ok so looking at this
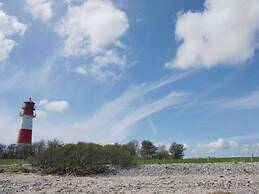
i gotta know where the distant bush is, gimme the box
[0,141,47,159]
[169,142,185,159]
[123,140,139,157]
[30,143,135,175]
[141,140,157,159]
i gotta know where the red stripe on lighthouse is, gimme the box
[17,129,32,144]
[23,108,34,116]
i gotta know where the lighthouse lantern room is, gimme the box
[17,97,36,144]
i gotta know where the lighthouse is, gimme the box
[17,97,36,144]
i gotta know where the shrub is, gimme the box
[141,140,157,159]
[157,150,170,160]
[123,140,139,157]
[169,142,185,159]
[104,144,133,167]
[30,143,134,175]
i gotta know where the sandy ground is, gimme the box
[1,163,259,194]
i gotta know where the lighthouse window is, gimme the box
[23,103,34,109]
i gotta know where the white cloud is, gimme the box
[73,72,190,143]
[39,99,69,113]
[25,0,53,22]
[198,138,225,150]
[36,110,47,118]
[74,49,126,81]
[0,6,27,62]
[74,66,87,75]
[55,0,128,81]
[90,49,126,81]
[166,0,259,69]
[212,91,259,110]
[55,0,128,56]
[198,138,239,152]
[106,91,189,142]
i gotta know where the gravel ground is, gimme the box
[1,163,259,194]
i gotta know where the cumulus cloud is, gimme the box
[73,49,126,81]
[55,0,128,56]
[55,0,129,81]
[0,6,27,62]
[198,138,239,152]
[166,0,259,69]
[25,0,53,22]
[38,100,69,113]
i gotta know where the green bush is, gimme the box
[104,144,133,167]
[169,142,185,159]
[141,140,157,159]
[30,143,134,175]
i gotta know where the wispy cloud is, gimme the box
[73,72,191,143]
[174,68,242,118]
[210,90,259,110]
[106,91,189,142]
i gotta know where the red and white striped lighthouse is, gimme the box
[17,97,36,144]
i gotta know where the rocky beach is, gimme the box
[1,163,259,194]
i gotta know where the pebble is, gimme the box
[0,163,259,193]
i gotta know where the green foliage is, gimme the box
[141,140,157,159]
[169,142,185,159]
[0,144,6,158]
[135,156,259,165]
[30,143,135,175]
[157,146,170,160]
[32,140,46,155]
[123,140,139,157]
[157,150,170,160]
[0,159,24,165]
[104,144,133,167]
[15,144,33,159]
[32,143,107,175]
[47,139,63,148]
[0,141,47,159]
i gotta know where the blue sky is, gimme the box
[1,0,259,157]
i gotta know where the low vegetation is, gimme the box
[135,157,259,165]
[0,159,24,165]
[0,139,185,175]
[1,139,258,175]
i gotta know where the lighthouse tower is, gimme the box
[17,97,36,144]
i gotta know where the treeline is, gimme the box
[0,139,185,160]
[0,139,185,175]
[0,139,60,159]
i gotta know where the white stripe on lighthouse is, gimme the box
[21,115,33,129]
